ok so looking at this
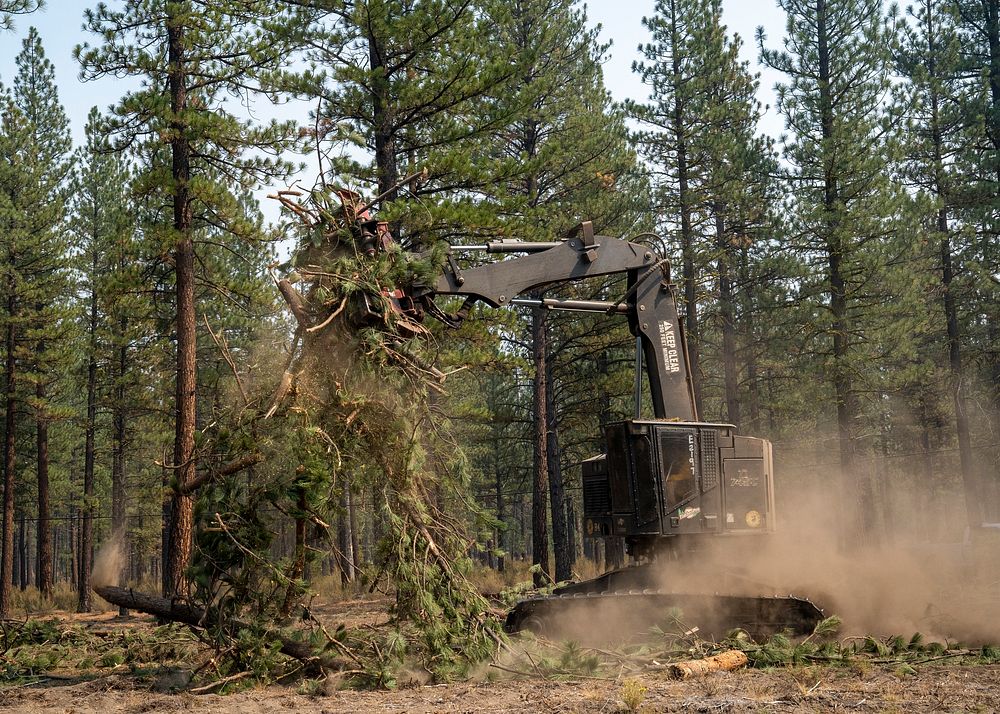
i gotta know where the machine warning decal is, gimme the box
[678,506,701,520]
[657,321,681,373]
[745,510,762,528]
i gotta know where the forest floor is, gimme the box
[4,594,1000,713]
[4,662,1000,713]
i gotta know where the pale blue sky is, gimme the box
[0,0,790,214]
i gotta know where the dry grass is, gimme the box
[12,582,114,616]
[468,557,606,595]
[309,573,370,601]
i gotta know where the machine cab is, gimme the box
[582,420,775,553]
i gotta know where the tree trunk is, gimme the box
[531,305,550,587]
[816,0,875,545]
[17,513,27,590]
[36,378,51,598]
[737,246,761,432]
[347,477,360,572]
[79,286,98,613]
[544,342,570,583]
[112,337,128,615]
[565,498,577,568]
[940,210,979,526]
[164,10,197,598]
[716,209,741,429]
[69,498,77,588]
[337,483,355,584]
[0,288,17,618]
[368,26,398,201]
[919,421,935,542]
[94,585,348,672]
[494,461,505,573]
[982,0,1000,514]
[281,485,306,617]
[671,3,703,417]
[924,2,979,527]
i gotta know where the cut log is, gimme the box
[668,650,749,679]
[93,585,343,670]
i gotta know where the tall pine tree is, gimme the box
[760,0,920,543]
[77,1,301,597]
[12,26,73,604]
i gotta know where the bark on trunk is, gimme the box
[112,336,129,615]
[16,513,26,590]
[164,10,197,598]
[0,288,17,618]
[368,27,398,201]
[531,304,550,587]
[716,209,741,429]
[36,378,52,598]
[544,343,570,583]
[79,343,96,612]
[668,650,749,679]
[93,585,348,671]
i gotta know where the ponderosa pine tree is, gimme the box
[682,4,776,429]
[0,32,72,615]
[954,0,1000,507]
[474,0,644,584]
[628,0,724,418]
[0,28,73,615]
[76,1,301,597]
[11,27,73,606]
[69,108,136,610]
[759,0,919,543]
[896,1,982,529]
[295,0,515,239]
[0,94,18,620]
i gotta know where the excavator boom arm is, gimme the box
[415,222,698,421]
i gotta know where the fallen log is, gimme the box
[668,650,749,679]
[93,585,344,670]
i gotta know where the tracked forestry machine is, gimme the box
[363,217,823,640]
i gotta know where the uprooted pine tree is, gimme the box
[97,187,503,686]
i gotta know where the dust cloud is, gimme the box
[92,536,125,589]
[656,468,1000,645]
[538,464,1000,647]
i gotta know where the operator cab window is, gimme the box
[658,432,697,511]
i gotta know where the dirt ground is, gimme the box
[4,596,1000,713]
[4,663,1000,713]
